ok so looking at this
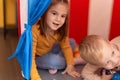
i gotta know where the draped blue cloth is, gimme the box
[8,0,51,80]
[112,73,120,80]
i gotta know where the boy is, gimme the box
[79,35,120,80]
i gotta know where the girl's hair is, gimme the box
[38,0,69,41]
[79,35,107,66]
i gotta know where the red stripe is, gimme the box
[109,0,120,40]
[69,0,89,44]
[17,0,21,38]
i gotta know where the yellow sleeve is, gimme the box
[31,25,41,80]
[73,46,80,58]
[59,37,74,65]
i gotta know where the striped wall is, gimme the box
[18,0,120,44]
[69,0,120,44]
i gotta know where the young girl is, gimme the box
[79,35,120,80]
[31,0,85,80]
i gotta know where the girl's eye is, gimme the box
[61,15,66,18]
[52,12,56,15]
[112,51,114,56]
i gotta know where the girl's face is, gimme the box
[100,41,120,69]
[45,3,68,31]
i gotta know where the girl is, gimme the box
[31,0,85,80]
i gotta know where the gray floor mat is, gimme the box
[38,64,85,80]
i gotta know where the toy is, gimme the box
[94,67,120,80]
[99,67,120,80]
[112,73,120,80]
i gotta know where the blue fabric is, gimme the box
[8,0,51,80]
[112,73,120,80]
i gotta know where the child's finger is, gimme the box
[72,71,80,77]
[102,69,106,75]
[61,70,66,74]
[69,71,80,77]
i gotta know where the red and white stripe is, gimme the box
[69,0,120,44]
[17,0,28,36]
[18,0,120,44]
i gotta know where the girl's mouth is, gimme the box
[53,22,59,26]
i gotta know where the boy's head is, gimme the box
[79,35,105,66]
[79,35,118,69]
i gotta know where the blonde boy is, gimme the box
[79,35,120,80]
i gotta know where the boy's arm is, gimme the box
[81,63,102,80]
[101,69,113,80]
[82,63,113,80]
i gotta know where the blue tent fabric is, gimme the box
[8,0,51,80]
[112,73,120,80]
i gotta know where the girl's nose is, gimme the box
[56,16,61,21]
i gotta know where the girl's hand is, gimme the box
[62,65,80,77]
[101,70,113,80]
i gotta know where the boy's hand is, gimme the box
[101,70,113,80]
[62,65,80,77]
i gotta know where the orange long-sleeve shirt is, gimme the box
[31,24,74,80]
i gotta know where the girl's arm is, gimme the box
[31,25,41,80]
[59,37,80,77]
[59,37,74,65]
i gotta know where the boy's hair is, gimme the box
[38,0,69,41]
[79,35,107,66]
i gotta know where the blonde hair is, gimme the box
[79,35,107,66]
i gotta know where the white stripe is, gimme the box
[20,0,28,34]
[88,0,114,39]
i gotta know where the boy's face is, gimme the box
[100,40,120,69]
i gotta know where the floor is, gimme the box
[38,65,85,80]
[0,29,85,80]
[0,29,24,80]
